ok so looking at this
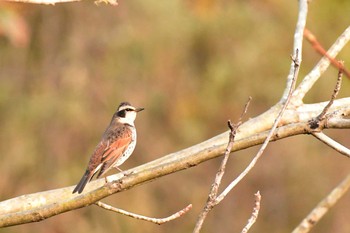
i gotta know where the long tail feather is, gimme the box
[72,170,92,194]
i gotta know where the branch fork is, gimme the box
[0,1,350,231]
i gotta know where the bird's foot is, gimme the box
[122,170,134,177]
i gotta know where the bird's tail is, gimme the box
[72,170,92,194]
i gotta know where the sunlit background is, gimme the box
[0,0,350,232]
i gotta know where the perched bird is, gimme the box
[72,102,144,194]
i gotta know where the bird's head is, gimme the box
[114,102,144,125]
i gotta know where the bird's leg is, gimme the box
[115,166,134,177]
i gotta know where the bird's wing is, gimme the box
[87,142,108,174]
[97,127,132,177]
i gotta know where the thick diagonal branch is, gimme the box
[0,99,350,228]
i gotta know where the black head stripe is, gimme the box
[117,109,126,118]
[116,102,135,118]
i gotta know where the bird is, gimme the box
[72,102,144,194]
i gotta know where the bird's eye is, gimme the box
[126,108,133,111]
[117,110,126,117]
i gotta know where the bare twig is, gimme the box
[238,97,253,123]
[281,0,308,102]
[293,26,350,102]
[317,64,343,121]
[193,97,251,233]
[292,173,350,233]
[241,191,262,233]
[309,64,343,130]
[304,28,350,78]
[216,49,300,204]
[194,45,299,233]
[312,132,350,158]
[95,201,192,225]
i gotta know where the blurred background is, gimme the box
[0,0,350,232]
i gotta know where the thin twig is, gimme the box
[291,173,350,233]
[195,43,299,232]
[312,132,350,158]
[281,0,308,102]
[309,64,343,129]
[293,26,350,102]
[239,97,253,123]
[241,191,262,233]
[304,28,350,78]
[216,49,300,203]
[95,201,192,225]
[317,63,343,120]
[193,97,252,233]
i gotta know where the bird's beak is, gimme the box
[135,107,145,112]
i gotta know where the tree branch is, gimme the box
[281,0,308,102]
[291,173,350,233]
[304,29,350,78]
[241,191,261,233]
[311,132,350,158]
[0,1,349,229]
[194,39,299,232]
[316,63,343,121]
[214,48,299,206]
[95,201,192,225]
[293,26,350,102]
[193,98,251,233]
[0,98,349,227]
[304,65,350,158]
